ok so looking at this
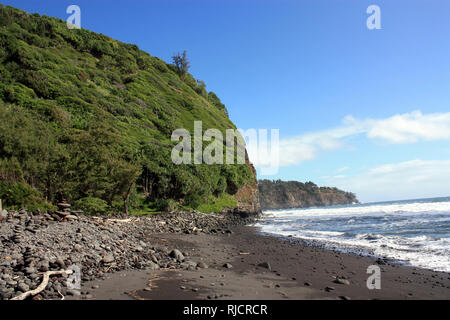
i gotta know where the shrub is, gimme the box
[0,181,54,211]
[0,6,255,215]
[196,194,237,213]
[154,198,179,212]
[74,197,108,215]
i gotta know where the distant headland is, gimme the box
[258,180,358,210]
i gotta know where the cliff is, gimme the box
[0,5,259,214]
[234,154,261,214]
[258,180,358,210]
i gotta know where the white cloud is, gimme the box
[365,111,450,143]
[326,159,450,203]
[336,166,350,173]
[250,110,450,168]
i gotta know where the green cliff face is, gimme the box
[258,180,358,210]
[0,5,258,214]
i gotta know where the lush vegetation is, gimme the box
[0,5,254,214]
[258,180,358,210]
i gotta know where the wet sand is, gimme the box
[73,226,450,300]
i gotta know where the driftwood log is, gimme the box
[106,218,132,223]
[11,270,73,300]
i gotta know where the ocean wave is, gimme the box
[256,225,450,272]
[256,199,450,272]
[263,200,450,218]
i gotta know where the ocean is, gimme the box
[255,197,450,273]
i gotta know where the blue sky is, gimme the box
[4,0,450,202]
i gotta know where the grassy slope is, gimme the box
[0,4,254,214]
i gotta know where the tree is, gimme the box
[172,50,190,79]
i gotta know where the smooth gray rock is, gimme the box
[147,261,160,270]
[169,249,184,262]
[17,282,29,292]
[197,262,208,269]
[67,289,81,297]
[257,262,271,270]
[102,254,115,264]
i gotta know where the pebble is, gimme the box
[147,261,160,270]
[67,289,81,297]
[334,278,350,285]
[257,262,271,270]
[170,249,185,262]
[17,282,30,292]
[0,208,256,300]
[102,254,115,264]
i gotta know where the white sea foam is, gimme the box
[263,200,450,218]
[255,198,450,272]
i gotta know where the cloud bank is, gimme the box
[249,110,450,167]
[328,159,450,203]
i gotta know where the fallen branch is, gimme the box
[11,270,73,300]
[106,218,132,223]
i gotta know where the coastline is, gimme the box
[71,225,450,300]
[1,208,449,300]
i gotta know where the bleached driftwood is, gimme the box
[106,218,132,223]
[11,270,73,300]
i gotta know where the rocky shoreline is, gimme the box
[2,206,449,301]
[64,225,450,301]
[0,207,258,300]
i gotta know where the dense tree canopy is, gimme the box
[0,5,254,214]
[258,179,358,210]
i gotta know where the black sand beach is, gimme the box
[72,226,450,300]
[2,208,449,300]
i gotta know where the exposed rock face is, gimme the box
[258,180,358,210]
[234,155,261,214]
